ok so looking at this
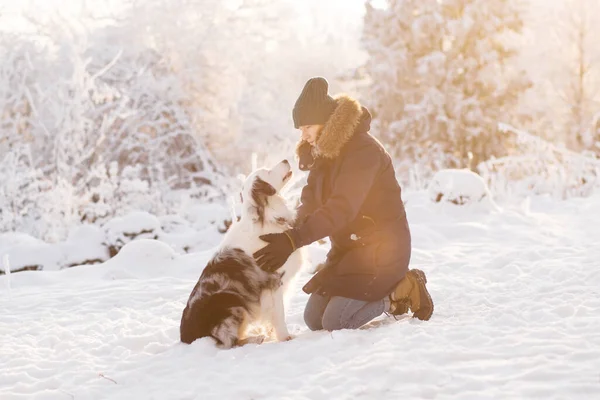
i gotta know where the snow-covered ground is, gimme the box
[1,190,600,399]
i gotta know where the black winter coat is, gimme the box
[288,95,412,302]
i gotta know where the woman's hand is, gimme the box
[253,231,297,273]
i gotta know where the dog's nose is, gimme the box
[282,159,289,165]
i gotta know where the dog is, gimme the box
[180,159,306,348]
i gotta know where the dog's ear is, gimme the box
[251,177,276,225]
[252,177,276,197]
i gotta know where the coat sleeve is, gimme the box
[293,140,318,227]
[290,142,382,247]
[294,173,316,227]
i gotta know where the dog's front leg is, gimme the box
[270,289,292,342]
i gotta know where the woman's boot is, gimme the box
[389,269,433,320]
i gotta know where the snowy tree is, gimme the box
[0,36,42,160]
[361,0,531,174]
[550,0,600,152]
[0,0,368,240]
[0,1,235,240]
[0,145,72,242]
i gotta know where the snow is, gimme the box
[2,191,600,399]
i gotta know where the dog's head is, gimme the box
[240,160,292,224]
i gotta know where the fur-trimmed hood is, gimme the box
[296,95,370,162]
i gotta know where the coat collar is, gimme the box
[295,95,365,165]
[314,94,363,159]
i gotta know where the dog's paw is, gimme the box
[238,335,266,346]
[279,335,293,342]
[253,335,266,344]
[256,335,267,344]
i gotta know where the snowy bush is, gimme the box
[61,225,111,269]
[155,215,199,254]
[100,239,178,280]
[0,233,52,273]
[179,202,231,233]
[100,206,228,258]
[0,228,110,274]
[0,208,226,274]
[154,211,224,254]
[478,124,600,199]
[427,169,494,207]
[102,211,163,257]
[0,242,64,274]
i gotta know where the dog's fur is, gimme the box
[180,160,305,348]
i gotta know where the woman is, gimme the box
[254,77,433,331]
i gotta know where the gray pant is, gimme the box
[304,293,387,331]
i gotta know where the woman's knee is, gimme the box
[321,315,344,331]
[321,296,383,331]
[321,297,356,331]
[303,293,329,331]
[304,308,322,331]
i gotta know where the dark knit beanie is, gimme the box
[292,77,337,129]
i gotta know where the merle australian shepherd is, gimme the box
[179,160,306,348]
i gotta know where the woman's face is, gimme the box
[299,125,323,146]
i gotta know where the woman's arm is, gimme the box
[254,140,382,273]
[289,141,382,247]
[294,172,317,227]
